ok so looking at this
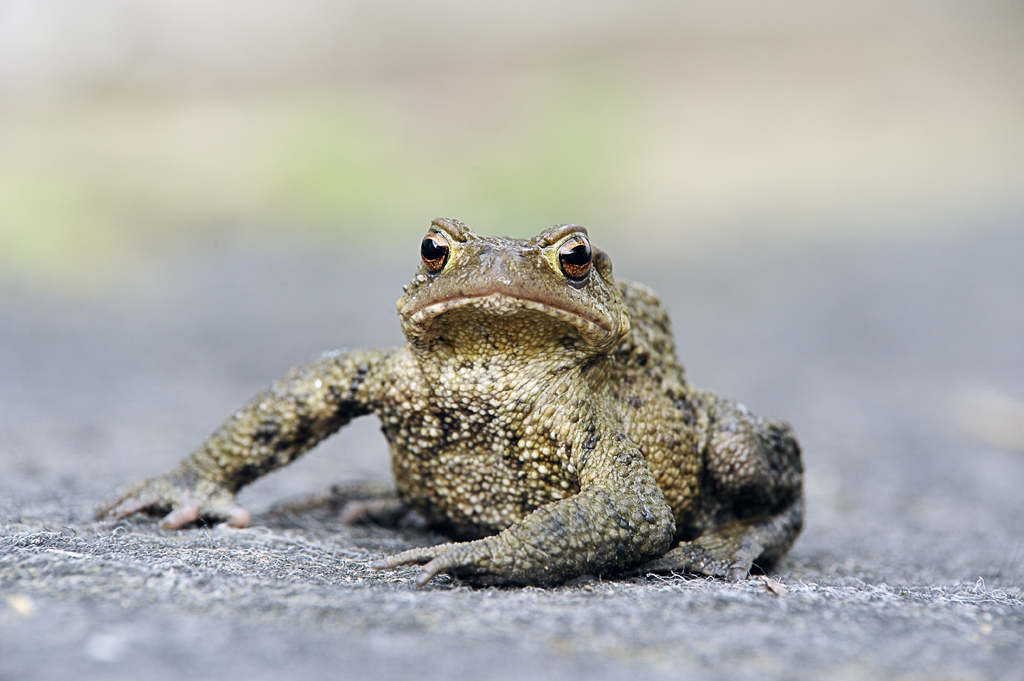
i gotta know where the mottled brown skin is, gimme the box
[97,219,803,587]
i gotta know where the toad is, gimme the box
[97,219,803,586]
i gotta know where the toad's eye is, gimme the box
[558,235,592,283]
[421,231,450,273]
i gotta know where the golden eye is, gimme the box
[558,235,592,283]
[421,231,450,273]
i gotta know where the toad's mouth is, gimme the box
[400,291,621,351]
[402,290,612,332]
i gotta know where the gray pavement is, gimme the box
[2,224,1023,680]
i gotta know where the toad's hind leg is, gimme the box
[264,480,426,530]
[642,402,804,580]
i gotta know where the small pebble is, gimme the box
[7,594,37,617]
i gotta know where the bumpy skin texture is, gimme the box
[97,219,803,587]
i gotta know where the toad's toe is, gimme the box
[159,501,201,530]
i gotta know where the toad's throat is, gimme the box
[417,308,595,361]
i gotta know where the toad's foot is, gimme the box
[264,480,424,529]
[638,500,803,581]
[372,541,524,588]
[371,543,461,587]
[95,472,250,530]
[371,538,550,588]
[339,498,427,530]
[371,530,590,588]
[638,526,765,581]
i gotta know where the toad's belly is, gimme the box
[387,437,580,540]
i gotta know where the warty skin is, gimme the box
[98,218,803,587]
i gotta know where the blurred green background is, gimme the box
[0,0,1022,295]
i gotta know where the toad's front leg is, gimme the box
[96,348,396,529]
[374,422,676,586]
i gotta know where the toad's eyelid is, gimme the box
[429,227,469,246]
[531,224,587,248]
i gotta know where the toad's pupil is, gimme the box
[422,237,446,261]
[558,237,592,281]
[561,242,590,266]
[421,234,449,272]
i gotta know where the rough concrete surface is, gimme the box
[2,225,1023,680]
